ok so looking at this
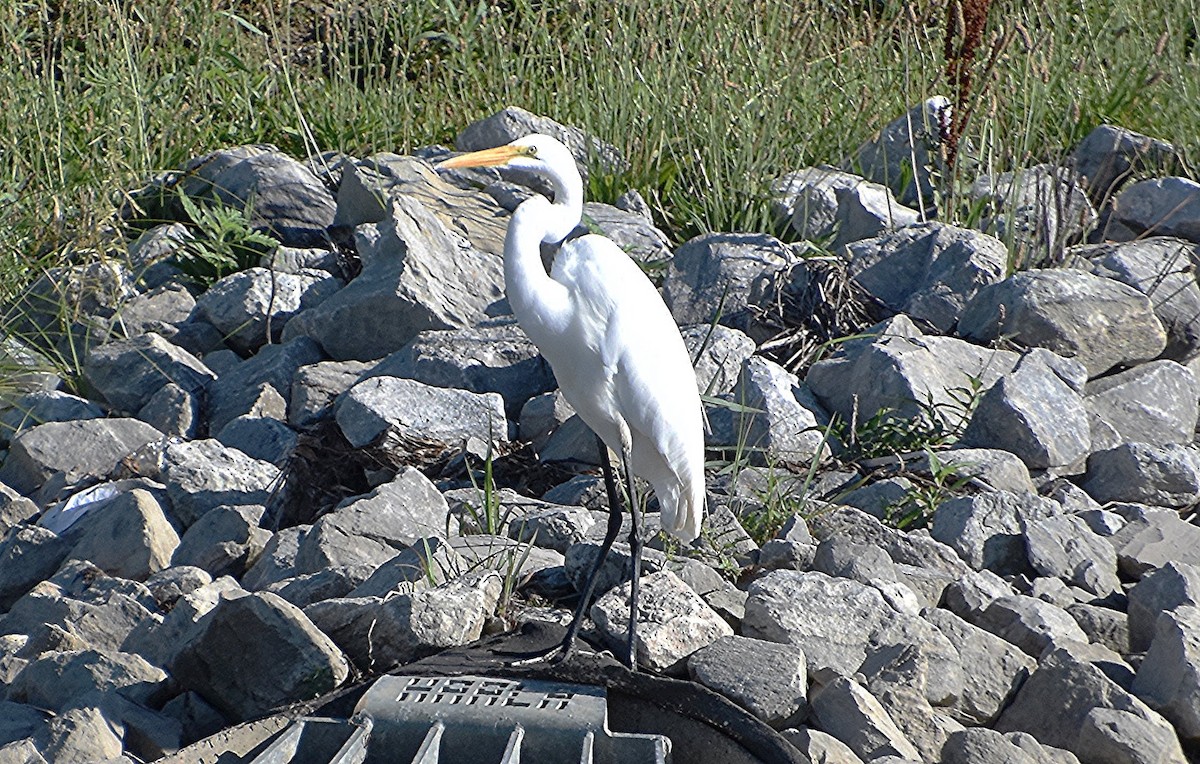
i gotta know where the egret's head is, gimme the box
[436,133,576,179]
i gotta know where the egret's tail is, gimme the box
[656,473,704,545]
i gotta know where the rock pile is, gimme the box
[1,104,1199,763]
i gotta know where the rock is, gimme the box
[241,525,306,591]
[1070,237,1200,361]
[267,568,362,608]
[455,106,624,180]
[172,505,270,578]
[335,375,508,450]
[925,607,1035,724]
[171,591,348,721]
[120,576,247,667]
[0,701,47,748]
[0,484,37,536]
[969,164,1097,266]
[914,448,1036,494]
[304,572,500,673]
[83,333,215,414]
[215,415,298,467]
[5,261,137,360]
[6,648,165,712]
[137,382,201,438]
[809,676,920,762]
[996,648,1183,761]
[260,245,342,276]
[958,268,1166,376]
[366,320,554,418]
[728,357,829,467]
[769,167,920,249]
[194,267,338,353]
[1073,124,1179,202]
[1081,442,1200,508]
[807,505,972,578]
[0,390,105,446]
[205,337,324,433]
[975,595,1089,657]
[0,418,163,499]
[1077,707,1188,764]
[347,536,465,597]
[1110,176,1200,243]
[294,467,450,574]
[1084,360,1199,446]
[1067,603,1130,654]
[288,359,371,427]
[686,635,806,727]
[940,727,1040,764]
[681,323,756,396]
[41,704,125,763]
[806,314,1018,425]
[942,569,1016,620]
[930,491,1058,575]
[1024,513,1121,597]
[160,691,226,747]
[563,540,666,602]
[65,489,180,581]
[583,201,671,262]
[144,566,212,611]
[1128,562,1200,652]
[283,197,505,361]
[81,690,183,761]
[591,570,732,672]
[0,526,68,609]
[860,644,964,762]
[161,439,280,528]
[780,727,866,764]
[518,391,575,451]
[507,504,597,554]
[849,96,950,209]
[661,232,799,343]
[1132,605,1200,739]
[959,350,1092,470]
[845,222,1007,332]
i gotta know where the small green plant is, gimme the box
[175,191,278,286]
[884,449,975,529]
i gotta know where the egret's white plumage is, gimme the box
[439,134,705,544]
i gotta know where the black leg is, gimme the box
[551,434,624,663]
[622,444,642,672]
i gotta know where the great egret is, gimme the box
[437,134,705,669]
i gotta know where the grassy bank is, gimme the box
[2,0,1197,303]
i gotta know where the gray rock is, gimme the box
[925,607,1035,725]
[688,635,807,728]
[172,505,270,578]
[0,527,69,610]
[942,569,1015,621]
[1077,707,1188,764]
[975,594,1089,657]
[808,505,972,578]
[1110,176,1200,243]
[941,727,1040,764]
[728,357,829,467]
[195,267,338,353]
[538,413,602,465]
[304,572,500,673]
[366,320,554,418]
[447,534,563,580]
[563,541,666,601]
[996,648,1183,761]
[120,576,247,667]
[0,701,47,748]
[959,351,1092,470]
[65,489,180,581]
[5,261,137,361]
[806,314,1018,425]
[455,106,624,180]
[860,644,965,762]
[661,232,799,343]
[113,282,196,340]
[288,359,371,427]
[159,690,226,748]
[1071,237,1200,361]
[1067,603,1130,655]
[507,504,597,554]
[849,96,950,209]
[169,144,335,247]
[1128,562,1200,652]
[958,268,1167,376]
[518,390,575,452]
[930,491,1059,575]
[1082,442,1200,508]
[913,448,1037,494]
[826,179,922,250]
[583,201,671,262]
[137,381,201,438]
[205,337,324,433]
[0,484,37,536]
[1132,605,1200,739]
[241,525,307,591]
[6,648,165,712]
[1073,124,1179,202]
[285,197,505,361]
[0,418,164,499]
[770,166,865,240]
[969,164,1097,265]
[0,391,105,446]
[83,333,215,414]
[681,324,756,396]
[41,703,125,763]
[336,375,508,451]
[837,477,913,521]
[215,415,297,467]
[809,676,920,762]
[267,568,362,608]
[161,439,281,528]
[591,570,733,672]
[261,245,342,276]
[144,566,212,611]
[347,536,465,598]
[171,591,348,720]
[845,222,1007,332]
[1084,360,1199,446]
[780,727,865,764]
[1024,513,1121,597]
[294,467,451,574]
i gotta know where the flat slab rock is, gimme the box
[687,634,807,728]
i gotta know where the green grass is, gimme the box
[2,0,1198,308]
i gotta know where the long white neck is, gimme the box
[538,163,584,244]
[504,195,571,340]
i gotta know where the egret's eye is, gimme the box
[526,145,538,157]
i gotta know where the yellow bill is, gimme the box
[436,144,525,170]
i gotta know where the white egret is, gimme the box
[437,134,705,669]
